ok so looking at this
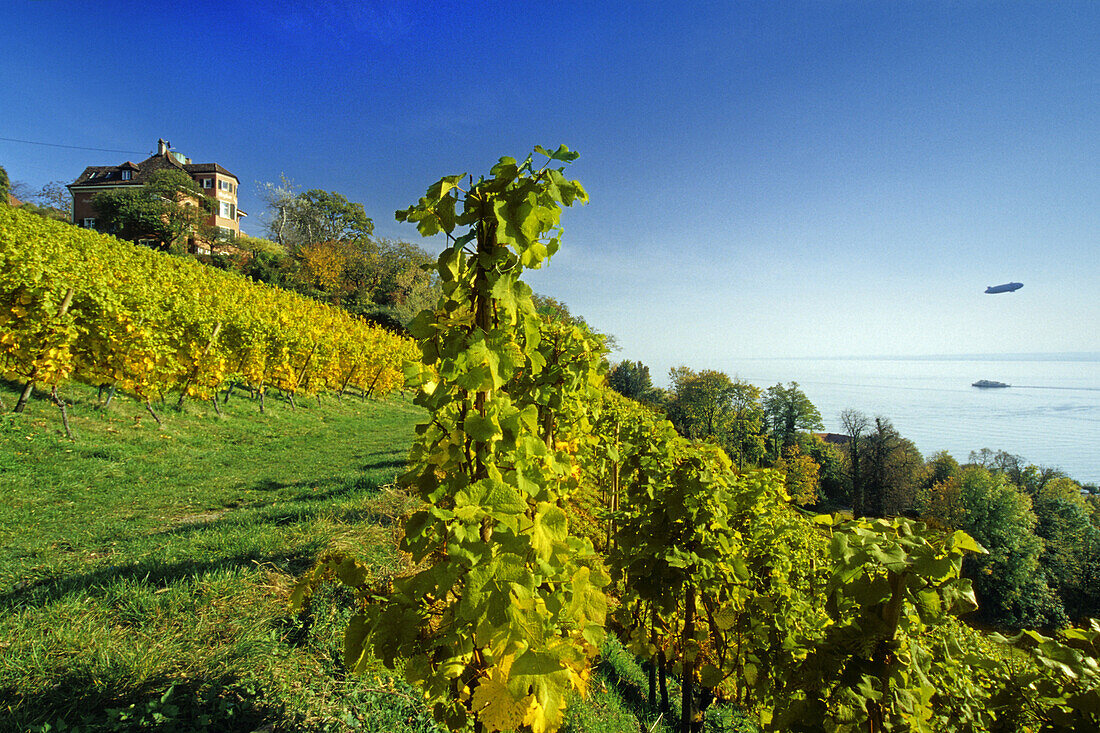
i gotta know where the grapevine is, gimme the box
[0,206,414,420]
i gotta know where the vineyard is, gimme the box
[293,148,1100,732]
[0,206,415,423]
[3,154,1099,731]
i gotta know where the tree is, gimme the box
[608,360,654,402]
[259,175,300,246]
[840,409,870,516]
[928,466,1065,629]
[364,238,438,324]
[1032,478,1100,622]
[727,380,767,469]
[774,444,821,506]
[801,434,846,505]
[763,382,823,452]
[33,181,73,217]
[923,450,960,491]
[1087,491,1100,528]
[298,239,351,295]
[667,367,736,441]
[17,181,71,224]
[259,176,374,248]
[969,449,1067,498]
[860,417,923,517]
[0,165,9,202]
[92,169,209,250]
[293,189,374,244]
[666,368,769,470]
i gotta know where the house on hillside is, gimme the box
[67,139,246,254]
[815,433,851,446]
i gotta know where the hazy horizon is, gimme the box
[734,351,1100,362]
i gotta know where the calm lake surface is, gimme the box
[728,356,1100,485]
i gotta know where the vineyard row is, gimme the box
[0,207,416,419]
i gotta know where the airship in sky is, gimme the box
[985,282,1023,294]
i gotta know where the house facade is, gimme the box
[67,139,246,253]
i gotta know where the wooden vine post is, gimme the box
[681,583,696,733]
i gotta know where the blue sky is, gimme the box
[2,1,1097,380]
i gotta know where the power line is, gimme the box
[0,136,146,155]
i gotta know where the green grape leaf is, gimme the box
[344,614,370,671]
[699,663,724,688]
[567,565,608,625]
[948,530,988,555]
[464,412,500,443]
[335,557,369,589]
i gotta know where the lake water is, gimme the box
[727,356,1100,485]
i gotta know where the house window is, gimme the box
[218,180,234,192]
[201,178,213,188]
[121,170,131,180]
[83,218,96,229]
[216,226,235,240]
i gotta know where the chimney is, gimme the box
[157,138,170,156]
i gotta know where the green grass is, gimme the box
[0,379,757,732]
[1,379,432,732]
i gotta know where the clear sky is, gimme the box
[2,1,1097,381]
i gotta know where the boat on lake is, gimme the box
[972,380,1010,388]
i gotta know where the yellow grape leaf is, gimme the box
[471,669,529,732]
[523,696,549,733]
[531,503,567,561]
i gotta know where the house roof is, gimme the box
[183,162,238,180]
[68,150,239,189]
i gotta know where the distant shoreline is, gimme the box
[740,352,1100,362]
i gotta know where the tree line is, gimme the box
[0,164,73,223]
[607,359,1100,631]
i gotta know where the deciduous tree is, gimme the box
[861,417,923,516]
[763,381,823,452]
[32,181,73,217]
[840,409,869,515]
[667,367,736,441]
[91,169,209,250]
[608,360,654,402]
[929,466,1065,628]
[773,444,821,505]
[259,176,374,248]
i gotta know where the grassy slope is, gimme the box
[0,380,432,732]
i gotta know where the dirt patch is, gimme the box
[173,510,229,525]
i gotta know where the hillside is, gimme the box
[0,380,431,730]
[0,381,718,733]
